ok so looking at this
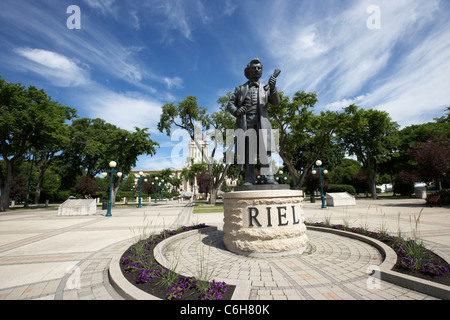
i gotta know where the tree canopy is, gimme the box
[337,105,400,198]
[0,77,158,210]
[269,90,342,189]
[2,75,449,209]
[0,77,76,211]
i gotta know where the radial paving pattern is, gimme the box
[162,229,436,300]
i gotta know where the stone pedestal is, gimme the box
[223,187,307,257]
[415,187,427,199]
[326,192,356,207]
[58,199,97,216]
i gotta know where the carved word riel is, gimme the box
[248,205,300,227]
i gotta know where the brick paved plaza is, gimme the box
[0,198,449,300]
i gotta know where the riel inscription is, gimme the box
[247,205,301,227]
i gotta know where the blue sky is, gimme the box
[1,0,449,171]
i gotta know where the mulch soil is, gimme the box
[120,261,235,300]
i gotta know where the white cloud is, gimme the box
[269,1,435,96]
[83,0,117,16]
[163,76,184,89]
[135,153,184,170]
[359,27,450,127]
[324,95,367,111]
[247,0,448,127]
[84,88,163,132]
[0,1,147,86]
[135,131,191,170]
[156,0,193,41]
[14,48,90,87]
[223,0,237,16]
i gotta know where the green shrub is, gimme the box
[55,190,73,202]
[440,189,450,205]
[393,172,416,196]
[327,184,356,195]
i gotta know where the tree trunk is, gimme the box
[369,177,378,199]
[281,153,299,189]
[0,161,14,212]
[368,164,378,199]
[208,164,215,205]
[209,186,217,205]
[297,160,315,190]
[33,156,52,205]
[208,164,229,206]
[34,170,45,204]
[369,159,378,199]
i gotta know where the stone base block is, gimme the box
[58,199,97,216]
[325,192,356,207]
[223,189,307,257]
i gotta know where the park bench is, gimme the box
[425,194,441,207]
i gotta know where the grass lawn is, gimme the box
[193,202,224,214]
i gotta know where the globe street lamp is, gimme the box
[168,174,173,201]
[101,161,122,217]
[312,160,328,209]
[256,175,264,184]
[276,170,288,184]
[151,177,161,203]
[136,171,147,208]
[160,179,165,201]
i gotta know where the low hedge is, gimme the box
[327,184,356,195]
[440,189,450,205]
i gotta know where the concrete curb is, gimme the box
[153,226,252,300]
[307,226,450,300]
[108,226,251,300]
[108,239,162,300]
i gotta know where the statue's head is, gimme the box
[245,58,263,81]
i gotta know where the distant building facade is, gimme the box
[131,134,239,194]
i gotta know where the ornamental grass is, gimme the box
[311,222,450,278]
[120,223,229,300]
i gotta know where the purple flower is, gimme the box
[136,269,153,283]
[200,280,227,300]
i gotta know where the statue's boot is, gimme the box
[244,165,255,185]
[264,175,278,184]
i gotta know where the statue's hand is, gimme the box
[269,75,277,90]
[236,107,247,116]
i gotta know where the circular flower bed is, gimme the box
[120,224,234,300]
[310,222,450,285]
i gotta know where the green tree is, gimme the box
[158,95,235,204]
[392,121,450,176]
[32,130,71,205]
[61,118,158,205]
[75,175,99,198]
[434,106,450,123]
[409,133,450,190]
[328,158,362,185]
[0,78,76,211]
[337,105,400,199]
[180,160,207,191]
[269,91,343,189]
[393,172,417,196]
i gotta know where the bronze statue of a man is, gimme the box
[226,58,280,185]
